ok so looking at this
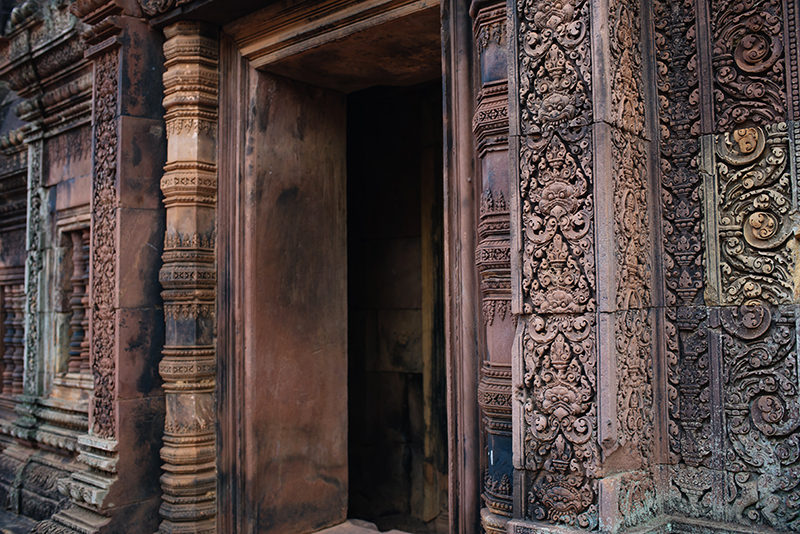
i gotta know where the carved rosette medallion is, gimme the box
[719,304,800,528]
[711,0,787,129]
[158,21,219,534]
[706,123,793,306]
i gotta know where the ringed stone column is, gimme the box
[158,22,218,534]
[470,2,514,533]
[508,0,659,531]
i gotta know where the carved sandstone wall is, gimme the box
[508,0,800,532]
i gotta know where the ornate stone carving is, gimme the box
[614,309,653,461]
[158,21,218,534]
[608,0,645,137]
[519,132,594,315]
[708,123,793,306]
[612,129,650,310]
[89,49,119,440]
[137,0,194,17]
[477,189,511,326]
[711,0,787,128]
[24,140,43,399]
[2,283,24,395]
[516,0,594,311]
[666,307,712,467]
[515,0,600,528]
[654,0,703,309]
[720,304,800,529]
[474,5,514,533]
[521,314,597,529]
[66,229,90,375]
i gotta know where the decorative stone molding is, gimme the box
[158,21,218,534]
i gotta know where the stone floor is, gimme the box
[0,514,413,534]
[0,509,35,534]
[316,519,411,534]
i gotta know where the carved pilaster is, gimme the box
[653,0,800,528]
[158,21,218,534]
[23,139,43,403]
[34,0,167,530]
[509,0,657,531]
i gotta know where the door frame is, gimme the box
[215,2,480,531]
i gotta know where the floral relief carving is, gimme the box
[666,307,712,467]
[613,129,650,309]
[24,141,43,397]
[90,49,119,439]
[522,314,597,529]
[520,134,595,315]
[714,123,792,306]
[615,310,653,461]
[608,0,644,136]
[654,0,703,308]
[516,0,599,527]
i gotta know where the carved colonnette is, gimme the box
[471,3,514,533]
[158,21,218,534]
[508,0,658,531]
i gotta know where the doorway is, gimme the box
[347,83,447,533]
[219,3,449,532]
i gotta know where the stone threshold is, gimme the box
[0,508,35,534]
[315,519,412,534]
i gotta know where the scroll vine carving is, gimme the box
[517,4,593,313]
[615,310,653,461]
[90,49,119,439]
[714,123,792,306]
[517,0,594,313]
[519,133,594,315]
[613,129,650,310]
[516,0,597,526]
[711,0,787,128]
[609,0,644,137]
[654,0,703,309]
[720,304,800,529]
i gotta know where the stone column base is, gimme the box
[481,508,509,534]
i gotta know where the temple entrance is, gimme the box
[219,3,448,532]
[347,83,447,533]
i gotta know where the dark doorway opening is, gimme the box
[346,82,448,534]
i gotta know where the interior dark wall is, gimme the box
[347,81,447,533]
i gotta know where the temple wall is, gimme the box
[0,0,795,532]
